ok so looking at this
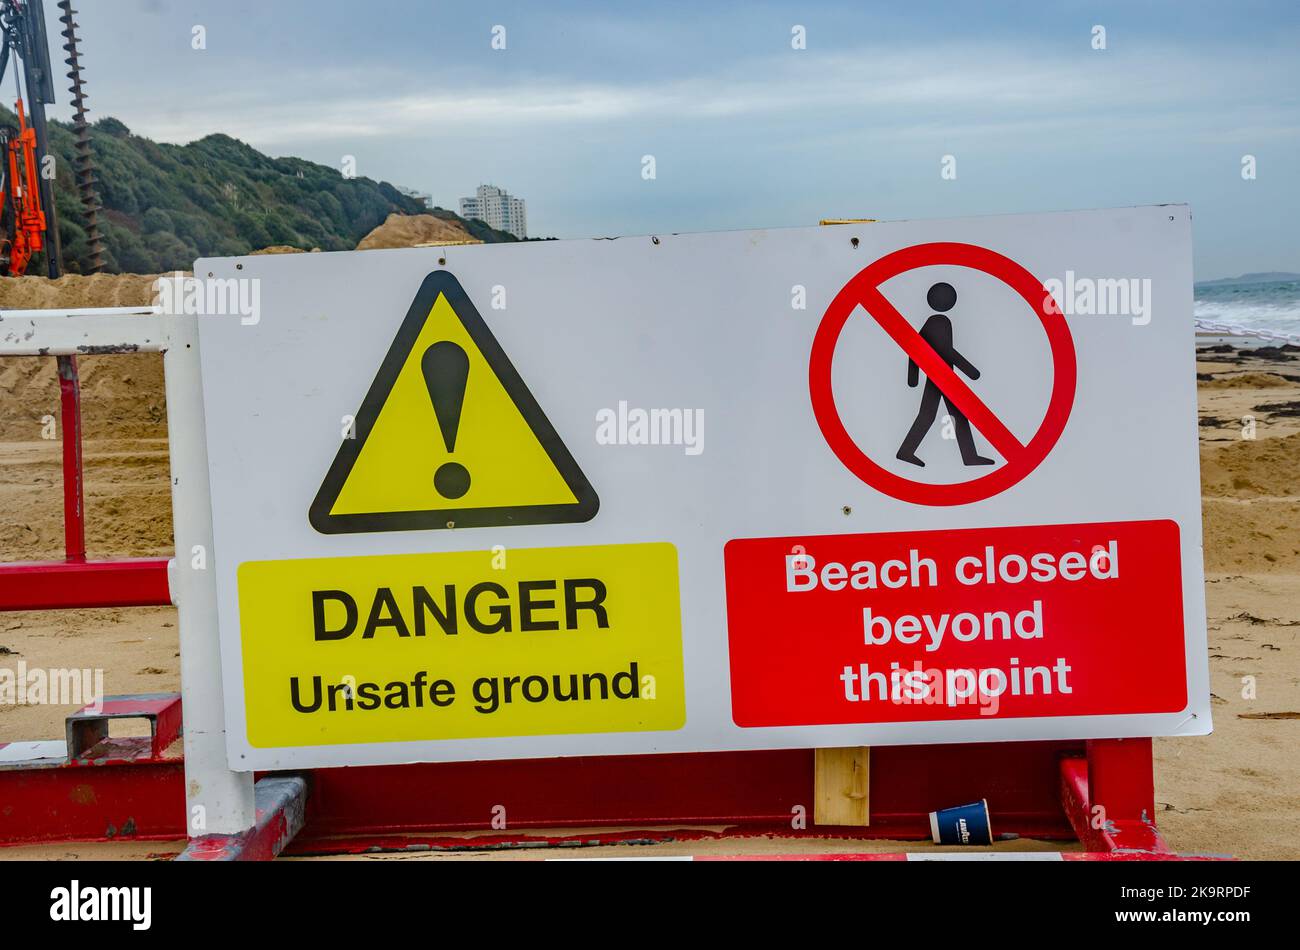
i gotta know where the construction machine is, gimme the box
[0,0,103,277]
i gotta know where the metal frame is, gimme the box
[0,307,172,610]
[0,306,1191,860]
[1,707,1189,858]
[0,306,255,836]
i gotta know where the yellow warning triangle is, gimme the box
[310,271,598,533]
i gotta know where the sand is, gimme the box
[355,213,479,250]
[249,245,318,255]
[0,275,1296,858]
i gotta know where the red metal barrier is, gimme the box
[0,558,170,610]
[1060,738,1170,854]
[0,696,1189,859]
[0,354,171,610]
[56,355,84,561]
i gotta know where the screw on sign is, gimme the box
[808,242,1078,506]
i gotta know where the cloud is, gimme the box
[120,41,1299,152]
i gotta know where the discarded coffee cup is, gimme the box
[929,799,993,846]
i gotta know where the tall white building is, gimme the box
[459,184,528,239]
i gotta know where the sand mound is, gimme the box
[1200,429,1300,571]
[0,274,166,443]
[357,213,479,250]
[1199,372,1295,390]
[0,275,170,562]
[0,273,159,310]
[1202,497,1300,571]
[1200,431,1300,499]
[250,245,319,255]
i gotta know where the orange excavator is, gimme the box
[0,0,101,277]
[0,95,46,274]
[0,0,59,277]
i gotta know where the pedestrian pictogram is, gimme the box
[896,281,994,468]
[809,242,1077,507]
[309,271,599,533]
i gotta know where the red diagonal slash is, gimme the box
[857,283,1024,463]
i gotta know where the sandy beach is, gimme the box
[0,275,1297,859]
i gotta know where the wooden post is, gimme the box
[814,747,870,826]
[809,220,873,830]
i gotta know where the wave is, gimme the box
[1194,280,1300,333]
[1193,299,1300,333]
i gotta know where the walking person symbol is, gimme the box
[895,282,995,467]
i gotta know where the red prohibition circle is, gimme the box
[809,242,1077,506]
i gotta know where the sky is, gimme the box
[39,0,1300,280]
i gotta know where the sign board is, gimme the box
[197,205,1210,771]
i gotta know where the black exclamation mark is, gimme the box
[422,341,471,499]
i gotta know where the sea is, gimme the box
[1194,278,1300,340]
